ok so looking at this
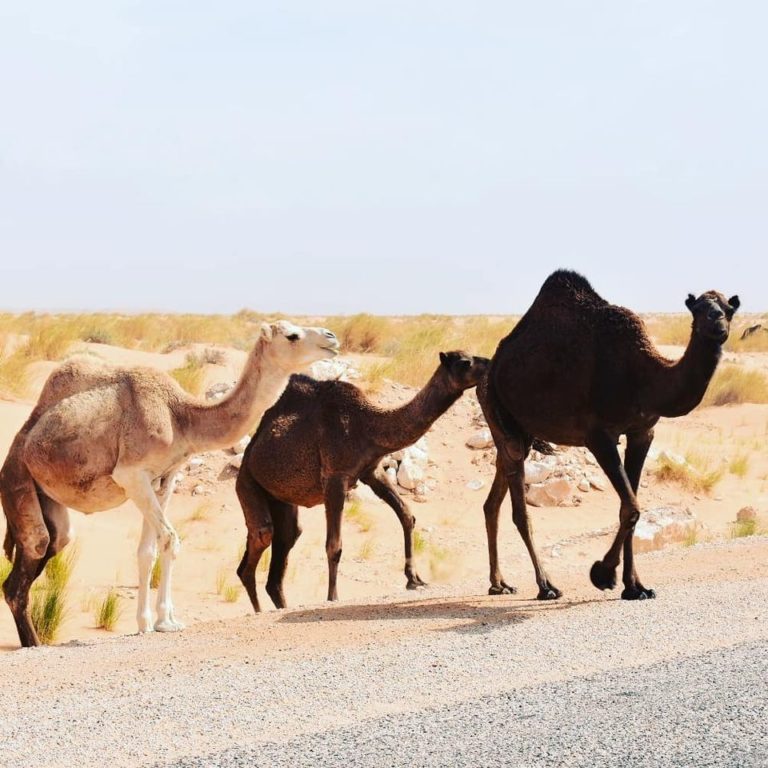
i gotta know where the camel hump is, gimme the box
[536,269,608,309]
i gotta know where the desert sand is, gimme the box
[1,335,766,651]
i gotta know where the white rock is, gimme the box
[390,449,406,462]
[310,358,360,382]
[466,479,485,491]
[634,506,700,553]
[407,446,429,469]
[524,460,553,485]
[187,457,204,470]
[415,482,428,496]
[192,484,206,496]
[414,436,429,452]
[588,475,605,491]
[231,436,250,454]
[228,453,244,470]
[526,478,576,507]
[397,458,424,490]
[577,478,590,493]
[466,428,494,450]
[205,382,233,401]
[385,467,398,485]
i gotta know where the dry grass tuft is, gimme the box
[728,454,750,478]
[94,589,122,631]
[0,556,12,589]
[170,352,206,395]
[29,547,78,644]
[729,519,763,538]
[222,584,241,603]
[150,558,162,590]
[702,365,768,407]
[346,499,374,533]
[654,453,723,494]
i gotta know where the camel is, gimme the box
[478,270,739,601]
[1,321,340,647]
[235,350,489,611]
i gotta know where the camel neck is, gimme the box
[652,330,722,417]
[374,371,462,453]
[184,341,289,453]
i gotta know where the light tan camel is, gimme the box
[1,321,339,647]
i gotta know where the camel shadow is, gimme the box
[277,594,577,636]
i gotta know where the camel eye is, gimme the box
[286,333,300,342]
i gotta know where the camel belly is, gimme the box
[36,475,127,513]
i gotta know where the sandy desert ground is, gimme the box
[0,325,766,651]
[0,318,767,766]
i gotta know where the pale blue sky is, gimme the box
[1,2,765,314]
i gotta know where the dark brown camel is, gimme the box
[478,270,739,601]
[236,351,489,611]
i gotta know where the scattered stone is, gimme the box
[466,429,494,450]
[524,460,553,485]
[466,479,485,491]
[187,457,204,470]
[310,358,361,382]
[228,453,244,470]
[588,475,605,491]
[191,484,206,496]
[385,467,398,486]
[231,436,250,454]
[397,457,425,490]
[736,506,758,523]
[526,478,576,507]
[577,478,590,493]
[205,382,233,400]
[634,507,700,553]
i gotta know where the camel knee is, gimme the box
[18,530,51,560]
[158,526,180,557]
[250,525,273,550]
[327,546,342,564]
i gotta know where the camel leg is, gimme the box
[36,494,74,577]
[265,501,301,609]
[0,462,50,647]
[482,464,517,595]
[136,518,157,633]
[235,468,274,613]
[324,474,349,602]
[112,466,181,633]
[153,471,184,631]
[585,431,641,593]
[361,469,427,590]
[621,430,656,600]
[504,456,561,600]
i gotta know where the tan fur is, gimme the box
[0,321,339,647]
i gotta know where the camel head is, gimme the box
[437,351,490,390]
[684,291,740,344]
[260,321,340,371]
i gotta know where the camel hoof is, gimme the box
[537,585,562,600]
[488,583,517,596]
[589,561,617,591]
[154,619,184,632]
[621,587,656,601]
[406,577,428,590]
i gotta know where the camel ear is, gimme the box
[728,295,740,314]
[439,352,448,366]
[259,323,274,342]
[685,294,697,312]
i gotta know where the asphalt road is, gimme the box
[163,640,767,768]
